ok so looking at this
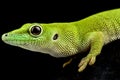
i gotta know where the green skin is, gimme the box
[2,8,120,72]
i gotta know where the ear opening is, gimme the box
[53,33,58,40]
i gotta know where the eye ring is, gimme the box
[29,25,42,37]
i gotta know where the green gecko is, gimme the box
[1,8,120,72]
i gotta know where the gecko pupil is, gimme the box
[31,26,41,35]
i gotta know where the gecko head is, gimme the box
[2,23,78,57]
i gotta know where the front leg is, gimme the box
[78,32,104,72]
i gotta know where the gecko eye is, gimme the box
[29,25,42,37]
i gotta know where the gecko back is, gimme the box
[73,8,120,44]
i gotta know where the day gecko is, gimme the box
[2,8,120,72]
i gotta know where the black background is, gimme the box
[1,0,120,80]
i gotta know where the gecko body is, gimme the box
[2,8,120,72]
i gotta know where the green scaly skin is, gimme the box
[2,8,120,72]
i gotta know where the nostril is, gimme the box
[2,33,9,41]
[4,33,8,37]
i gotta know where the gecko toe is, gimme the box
[89,56,96,65]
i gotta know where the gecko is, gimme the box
[1,8,120,72]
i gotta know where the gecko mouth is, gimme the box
[3,40,28,46]
[2,33,29,46]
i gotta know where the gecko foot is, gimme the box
[63,58,73,68]
[78,55,96,72]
